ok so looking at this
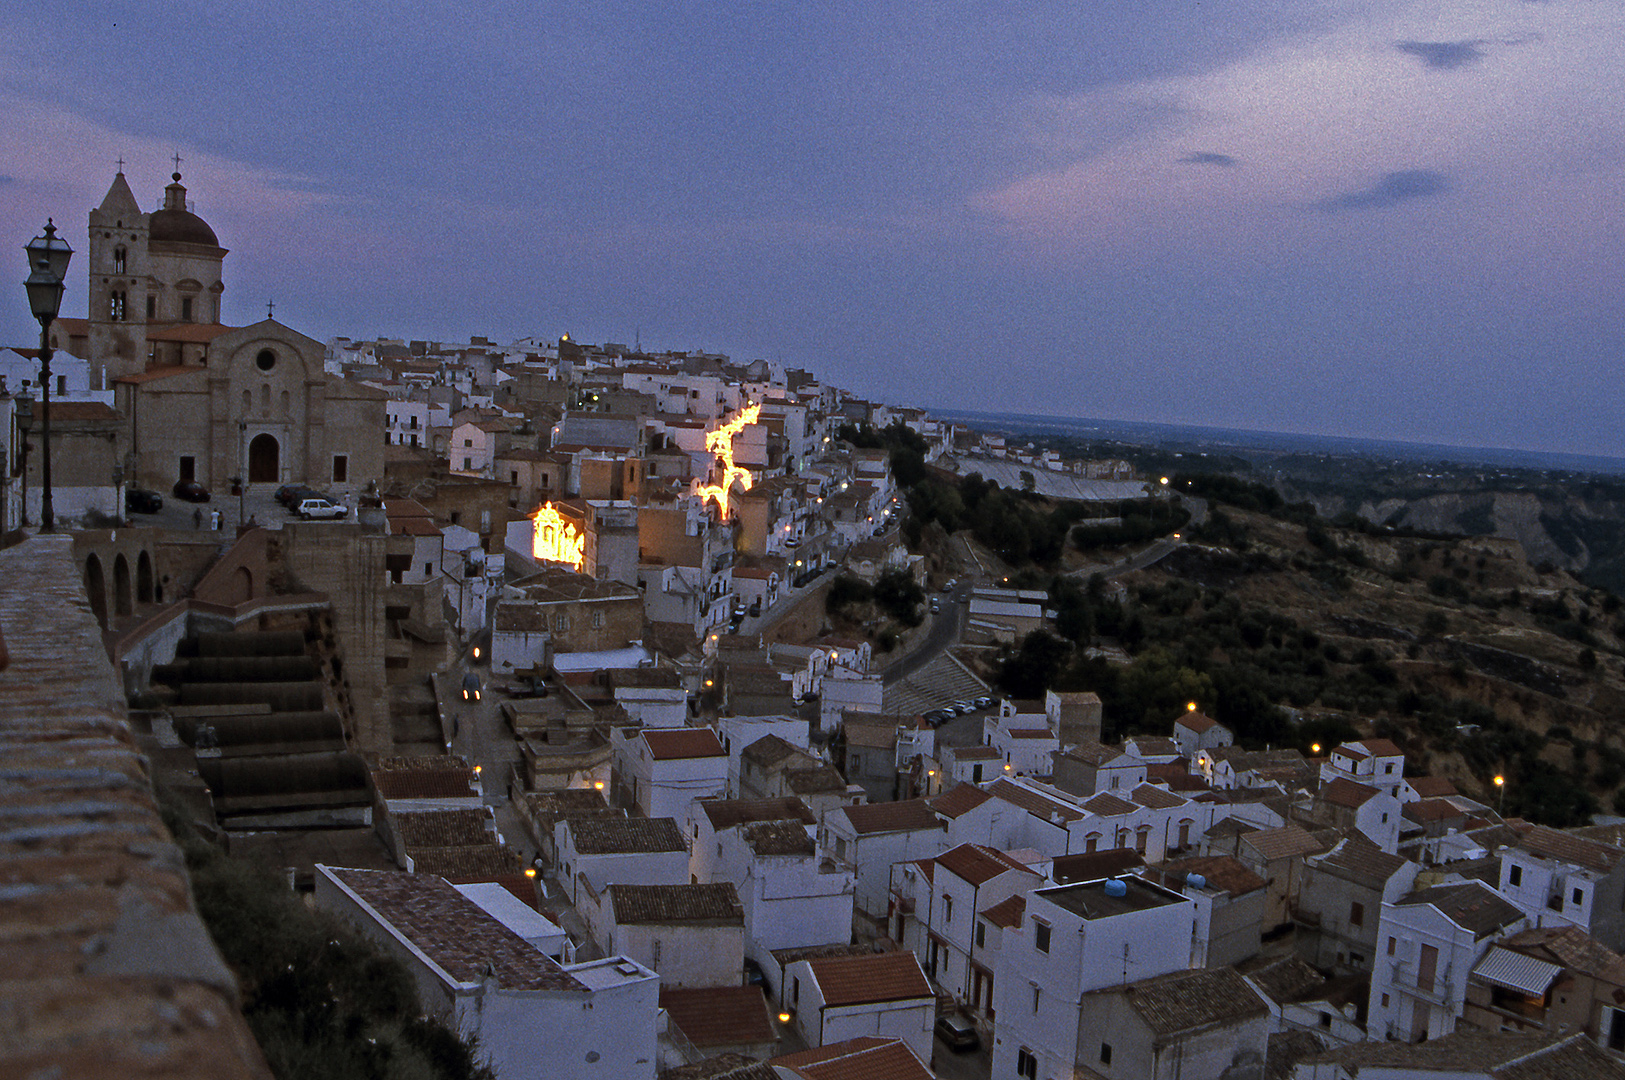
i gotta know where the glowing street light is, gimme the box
[1494,774,1506,813]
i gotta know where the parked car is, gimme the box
[172,479,210,503]
[461,672,482,702]
[125,488,163,514]
[924,709,954,727]
[941,579,956,593]
[972,695,995,710]
[935,1010,980,1052]
[929,599,940,614]
[296,497,347,520]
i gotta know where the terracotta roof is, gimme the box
[1243,824,1326,861]
[949,745,1000,761]
[1246,956,1331,1006]
[929,783,993,819]
[980,894,1027,929]
[1007,728,1055,740]
[393,807,492,848]
[1406,798,1466,823]
[1398,880,1524,937]
[1095,966,1268,1036]
[1062,741,1130,766]
[644,727,727,760]
[406,845,522,882]
[987,778,1083,823]
[659,986,776,1049]
[1309,837,1411,887]
[700,797,816,829]
[1320,777,1381,809]
[567,816,687,854]
[371,759,478,800]
[1512,823,1625,873]
[805,952,932,1007]
[771,1037,931,1080]
[610,883,742,925]
[1050,848,1146,885]
[1176,711,1223,733]
[1498,924,1623,979]
[326,868,582,991]
[1081,792,1137,817]
[1301,1031,1625,1080]
[739,733,803,766]
[838,799,943,836]
[1358,738,1404,757]
[743,820,816,857]
[38,401,120,421]
[1130,784,1187,809]
[935,844,1035,887]
[1157,854,1267,897]
[785,765,845,794]
[1407,776,1459,798]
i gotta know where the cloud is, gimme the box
[1396,40,1485,69]
[1180,152,1238,167]
[1318,169,1449,211]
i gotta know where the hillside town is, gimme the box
[5,171,1625,1080]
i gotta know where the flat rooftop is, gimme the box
[1036,876,1188,920]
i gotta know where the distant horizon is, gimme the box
[931,406,1625,477]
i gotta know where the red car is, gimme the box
[172,479,211,503]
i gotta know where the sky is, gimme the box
[2,2,1621,457]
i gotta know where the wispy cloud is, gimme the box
[1396,40,1486,70]
[1180,152,1238,167]
[1318,169,1449,212]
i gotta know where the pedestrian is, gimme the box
[210,509,221,530]
[193,509,202,530]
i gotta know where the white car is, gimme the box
[296,497,347,520]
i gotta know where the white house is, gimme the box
[581,882,743,989]
[822,800,947,920]
[553,816,690,906]
[1494,823,1625,950]
[1368,879,1527,1043]
[1075,966,1272,1080]
[1320,738,1406,800]
[990,875,1197,1080]
[314,866,660,1080]
[617,727,729,822]
[782,951,935,1064]
[1173,709,1233,757]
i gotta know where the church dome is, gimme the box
[149,173,221,248]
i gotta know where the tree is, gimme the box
[1021,470,1036,492]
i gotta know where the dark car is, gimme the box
[277,484,322,508]
[460,672,482,702]
[172,479,211,503]
[935,1010,980,1052]
[743,958,770,995]
[125,488,163,514]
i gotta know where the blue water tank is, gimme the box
[1186,873,1207,890]
[1103,878,1128,897]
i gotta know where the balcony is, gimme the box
[1390,958,1454,1007]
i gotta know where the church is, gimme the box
[49,169,384,498]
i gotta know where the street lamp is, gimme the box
[23,219,73,533]
[1493,774,1505,813]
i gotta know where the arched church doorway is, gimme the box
[248,433,280,484]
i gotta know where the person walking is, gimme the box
[193,508,202,530]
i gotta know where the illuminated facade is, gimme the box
[531,502,586,571]
[695,402,761,518]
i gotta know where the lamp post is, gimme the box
[24,219,73,533]
[1494,774,1505,814]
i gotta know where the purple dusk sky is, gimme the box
[2,3,1621,457]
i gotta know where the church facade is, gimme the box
[50,170,383,498]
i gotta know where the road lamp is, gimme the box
[1493,774,1505,814]
[24,219,73,533]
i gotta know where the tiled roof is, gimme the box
[1081,792,1137,817]
[987,778,1083,823]
[1246,956,1331,1006]
[806,951,932,1007]
[659,986,776,1049]
[1007,728,1055,740]
[1130,783,1187,809]
[1358,738,1404,757]
[1408,775,1459,798]
[406,844,523,882]
[980,894,1027,929]
[1310,837,1411,887]
[644,727,727,760]
[393,807,492,848]
[839,799,943,836]
[935,844,1035,887]
[1498,924,1623,979]
[929,783,993,819]
[1176,711,1222,733]
[1103,966,1268,1035]
[1050,848,1145,885]
[744,820,815,857]
[1513,823,1625,873]
[700,797,816,829]
[1061,742,1127,766]
[1405,798,1467,823]
[567,816,688,854]
[372,764,479,800]
[610,883,742,925]
[1157,854,1266,898]
[1399,880,1524,937]
[949,745,1001,761]
[1320,777,1381,809]
[1301,1031,1625,1079]
[1496,1034,1625,1080]
[1128,737,1180,756]
[771,1038,932,1080]
[1243,824,1326,861]
[327,868,582,991]
[785,765,845,794]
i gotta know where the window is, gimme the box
[1031,985,1040,1014]
[791,977,799,1004]
[424,563,432,577]
[409,415,418,428]
[1110,774,1120,789]
[1017,1048,1037,1079]
[1381,993,1390,1008]
[1100,1043,1112,1065]
[56,375,65,397]
[109,291,125,321]
[1086,833,1100,854]
[463,458,473,470]
[1387,936,1396,956]
[591,610,603,629]
[255,349,276,371]
[178,455,195,482]
[1350,902,1365,927]
[1509,866,1523,887]
[146,295,155,319]
[113,246,126,273]
[1574,887,1585,906]
[464,438,473,447]
[943,895,953,923]
[332,455,348,483]
[1319,1011,1332,1029]
[976,921,986,948]
[1034,920,1051,953]
[1385,763,1394,774]
[554,614,570,632]
[181,296,193,322]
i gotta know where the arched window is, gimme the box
[280,390,290,417]
[113,246,127,274]
[241,389,251,415]
[260,384,270,413]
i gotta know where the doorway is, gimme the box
[248,433,280,483]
